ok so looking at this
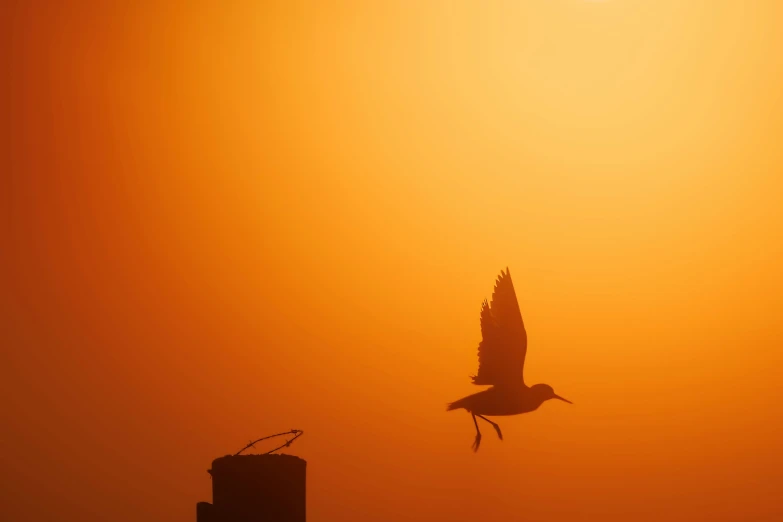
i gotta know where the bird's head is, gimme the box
[532,383,572,405]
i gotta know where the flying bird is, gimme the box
[447,267,572,451]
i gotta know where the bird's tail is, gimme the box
[446,398,467,412]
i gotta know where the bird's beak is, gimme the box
[553,394,573,404]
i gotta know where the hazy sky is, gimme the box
[4,1,783,521]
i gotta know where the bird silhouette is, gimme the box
[447,267,572,451]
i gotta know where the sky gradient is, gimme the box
[4,1,783,521]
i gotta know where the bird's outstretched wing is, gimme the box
[471,268,528,386]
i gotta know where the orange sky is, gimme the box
[4,1,783,521]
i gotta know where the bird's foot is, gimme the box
[472,433,482,452]
[492,424,503,441]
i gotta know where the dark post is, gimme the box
[197,454,306,522]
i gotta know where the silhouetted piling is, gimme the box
[197,454,306,522]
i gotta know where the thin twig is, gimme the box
[234,429,304,456]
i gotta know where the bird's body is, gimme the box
[447,268,571,451]
[448,384,549,417]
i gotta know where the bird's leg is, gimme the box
[471,413,482,452]
[476,414,503,441]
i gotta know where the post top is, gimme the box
[208,453,306,476]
